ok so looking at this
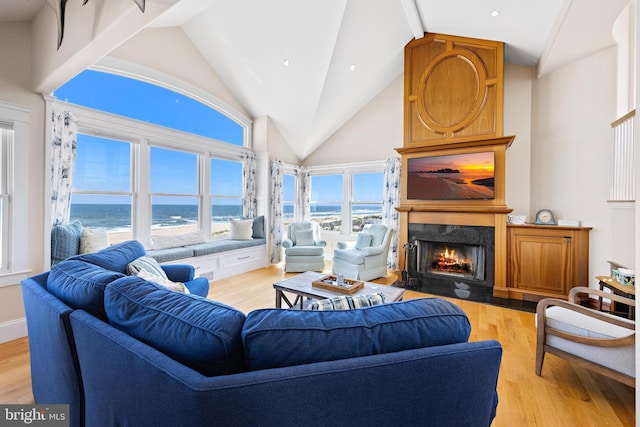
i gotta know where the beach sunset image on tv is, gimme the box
[407,151,495,200]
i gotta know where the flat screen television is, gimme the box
[407,151,495,200]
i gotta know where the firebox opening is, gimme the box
[418,241,486,281]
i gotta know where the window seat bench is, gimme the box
[50,216,269,282]
[147,238,268,281]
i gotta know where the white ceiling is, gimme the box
[0,0,631,159]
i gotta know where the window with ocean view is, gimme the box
[211,158,243,237]
[351,172,383,232]
[150,147,199,237]
[56,68,251,245]
[311,174,343,232]
[283,174,295,226]
[71,135,133,243]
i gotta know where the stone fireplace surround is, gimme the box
[407,223,496,301]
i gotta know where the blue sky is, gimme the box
[58,70,382,204]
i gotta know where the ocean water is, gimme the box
[70,204,382,230]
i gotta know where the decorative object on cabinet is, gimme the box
[534,209,556,225]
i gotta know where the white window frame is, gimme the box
[0,101,31,286]
[209,156,244,238]
[309,161,385,237]
[279,163,298,226]
[49,99,251,250]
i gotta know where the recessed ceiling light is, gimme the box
[283,59,290,67]
[349,64,356,71]
[490,10,500,17]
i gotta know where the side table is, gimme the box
[596,275,635,320]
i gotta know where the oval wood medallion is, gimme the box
[416,49,488,134]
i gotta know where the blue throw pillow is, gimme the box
[251,216,265,239]
[71,240,146,274]
[242,297,471,370]
[51,220,83,265]
[105,276,246,376]
[47,260,125,320]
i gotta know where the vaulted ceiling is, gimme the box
[0,0,631,159]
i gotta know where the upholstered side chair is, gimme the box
[332,224,391,282]
[535,286,635,387]
[282,222,326,272]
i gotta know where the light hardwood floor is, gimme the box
[1,263,635,426]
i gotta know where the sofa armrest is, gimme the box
[314,240,327,248]
[336,242,351,250]
[362,244,386,257]
[282,239,293,249]
[161,264,195,282]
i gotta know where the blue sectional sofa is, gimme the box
[22,241,503,427]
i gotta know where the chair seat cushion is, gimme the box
[333,248,365,264]
[242,297,471,370]
[543,306,636,378]
[285,246,324,256]
[544,306,634,339]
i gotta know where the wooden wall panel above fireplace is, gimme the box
[404,33,504,148]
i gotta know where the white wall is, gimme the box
[531,45,622,281]
[504,64,534,218]
[0,23,47,341]
[109,27,249,118]
[303,74,404,166]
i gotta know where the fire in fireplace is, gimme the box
[422,242,485,281]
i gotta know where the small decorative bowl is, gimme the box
[507,215,527,225]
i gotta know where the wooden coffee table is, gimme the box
[274,271,405,309]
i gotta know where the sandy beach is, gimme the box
[107,222,229,246]
[106,214,381,246]
[407,174,493,200]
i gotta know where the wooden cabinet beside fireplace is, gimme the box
[507,224,591,300]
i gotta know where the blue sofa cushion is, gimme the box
[51,220,83,265]
[104,276,246,376]
[242,297,471,370]
[71,240,146,274]
[47,260,125,320]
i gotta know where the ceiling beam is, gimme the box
[401,0,424,40]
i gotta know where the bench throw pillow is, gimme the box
[242,297,471,370]
[51,220,83,265]
[309,292,386,310]
[105,276,246,376]
[230,219,254,240]
[79,228,109,254]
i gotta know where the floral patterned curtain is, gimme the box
[382,157,401,269]
[241,152,257,217]
[50,105,78,226]
[270,160,283,263]
[295,165,311,222]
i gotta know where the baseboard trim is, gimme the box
[0,317,27,344]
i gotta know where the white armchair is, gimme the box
[536,286,635,387]
[282,222,326,272]
[332,224,391,282]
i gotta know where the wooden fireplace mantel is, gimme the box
[397,207,512,298]
[398,33,515,298]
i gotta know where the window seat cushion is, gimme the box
[146,238,266,263]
